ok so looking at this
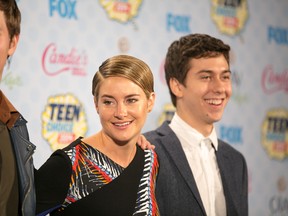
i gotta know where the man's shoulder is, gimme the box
[143,122,179,152]
[143,129,158,138]
[218,139,246,160]
[144,121,172,139]
[0,90,15,109]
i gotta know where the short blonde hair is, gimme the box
[92,55,154,100]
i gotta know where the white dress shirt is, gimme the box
[169,113,226,216]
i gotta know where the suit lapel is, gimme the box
[216,141,239,216]
[157,122,206,215]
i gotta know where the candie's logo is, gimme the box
[99,0,143,23]
[261,65,288,94]
[158,103,176,126]
[42,93,88,151]
[261,109,288,160]
[42,43,88,76]
[211,0,248,36]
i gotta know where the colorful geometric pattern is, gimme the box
[134,149,159,215]
[60,141,159,215]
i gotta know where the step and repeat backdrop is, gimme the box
[1,0,288,215]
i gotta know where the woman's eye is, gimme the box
[103,100,112,105]
[127,98,138,103]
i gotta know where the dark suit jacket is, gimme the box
[144,121,248,216]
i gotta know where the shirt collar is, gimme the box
[209,127,218,151]
[0,90,20,129]
[170,112,218,151]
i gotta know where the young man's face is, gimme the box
[171,55,232,134]
[0,11,18,81]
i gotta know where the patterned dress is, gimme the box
[36,137,159,216]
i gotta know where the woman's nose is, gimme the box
[114,103,127,118]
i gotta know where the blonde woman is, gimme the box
[36,55,159,216]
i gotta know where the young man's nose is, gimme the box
[212,77,226,93]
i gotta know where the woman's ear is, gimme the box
[8,35,19,57]
[169,78,184,97]
[94,97,99,114]
[147,92,155,113]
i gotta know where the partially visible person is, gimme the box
[35,54,159,216]
[145,33,248,216]
[0,0,36,215]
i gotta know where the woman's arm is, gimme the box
[35,150,72,215]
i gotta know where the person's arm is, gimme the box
[35,150,72,215]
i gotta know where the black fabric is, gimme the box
[35,150,72,214]
[51,146,144,216]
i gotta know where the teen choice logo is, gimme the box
[158,103,176,126]
[211,0,249,35]
[261,108,288,160]
[99,0,143,23]
[42,93,88,151]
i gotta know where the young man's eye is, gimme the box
[201,76,210,80]
[223,75,231,80]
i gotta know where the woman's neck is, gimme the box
[83,131,137,168]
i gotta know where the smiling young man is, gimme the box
[0,0,36,215]
[145,34,248,216]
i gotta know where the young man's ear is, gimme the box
[8,35,19,57]
[169,78,184,97]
